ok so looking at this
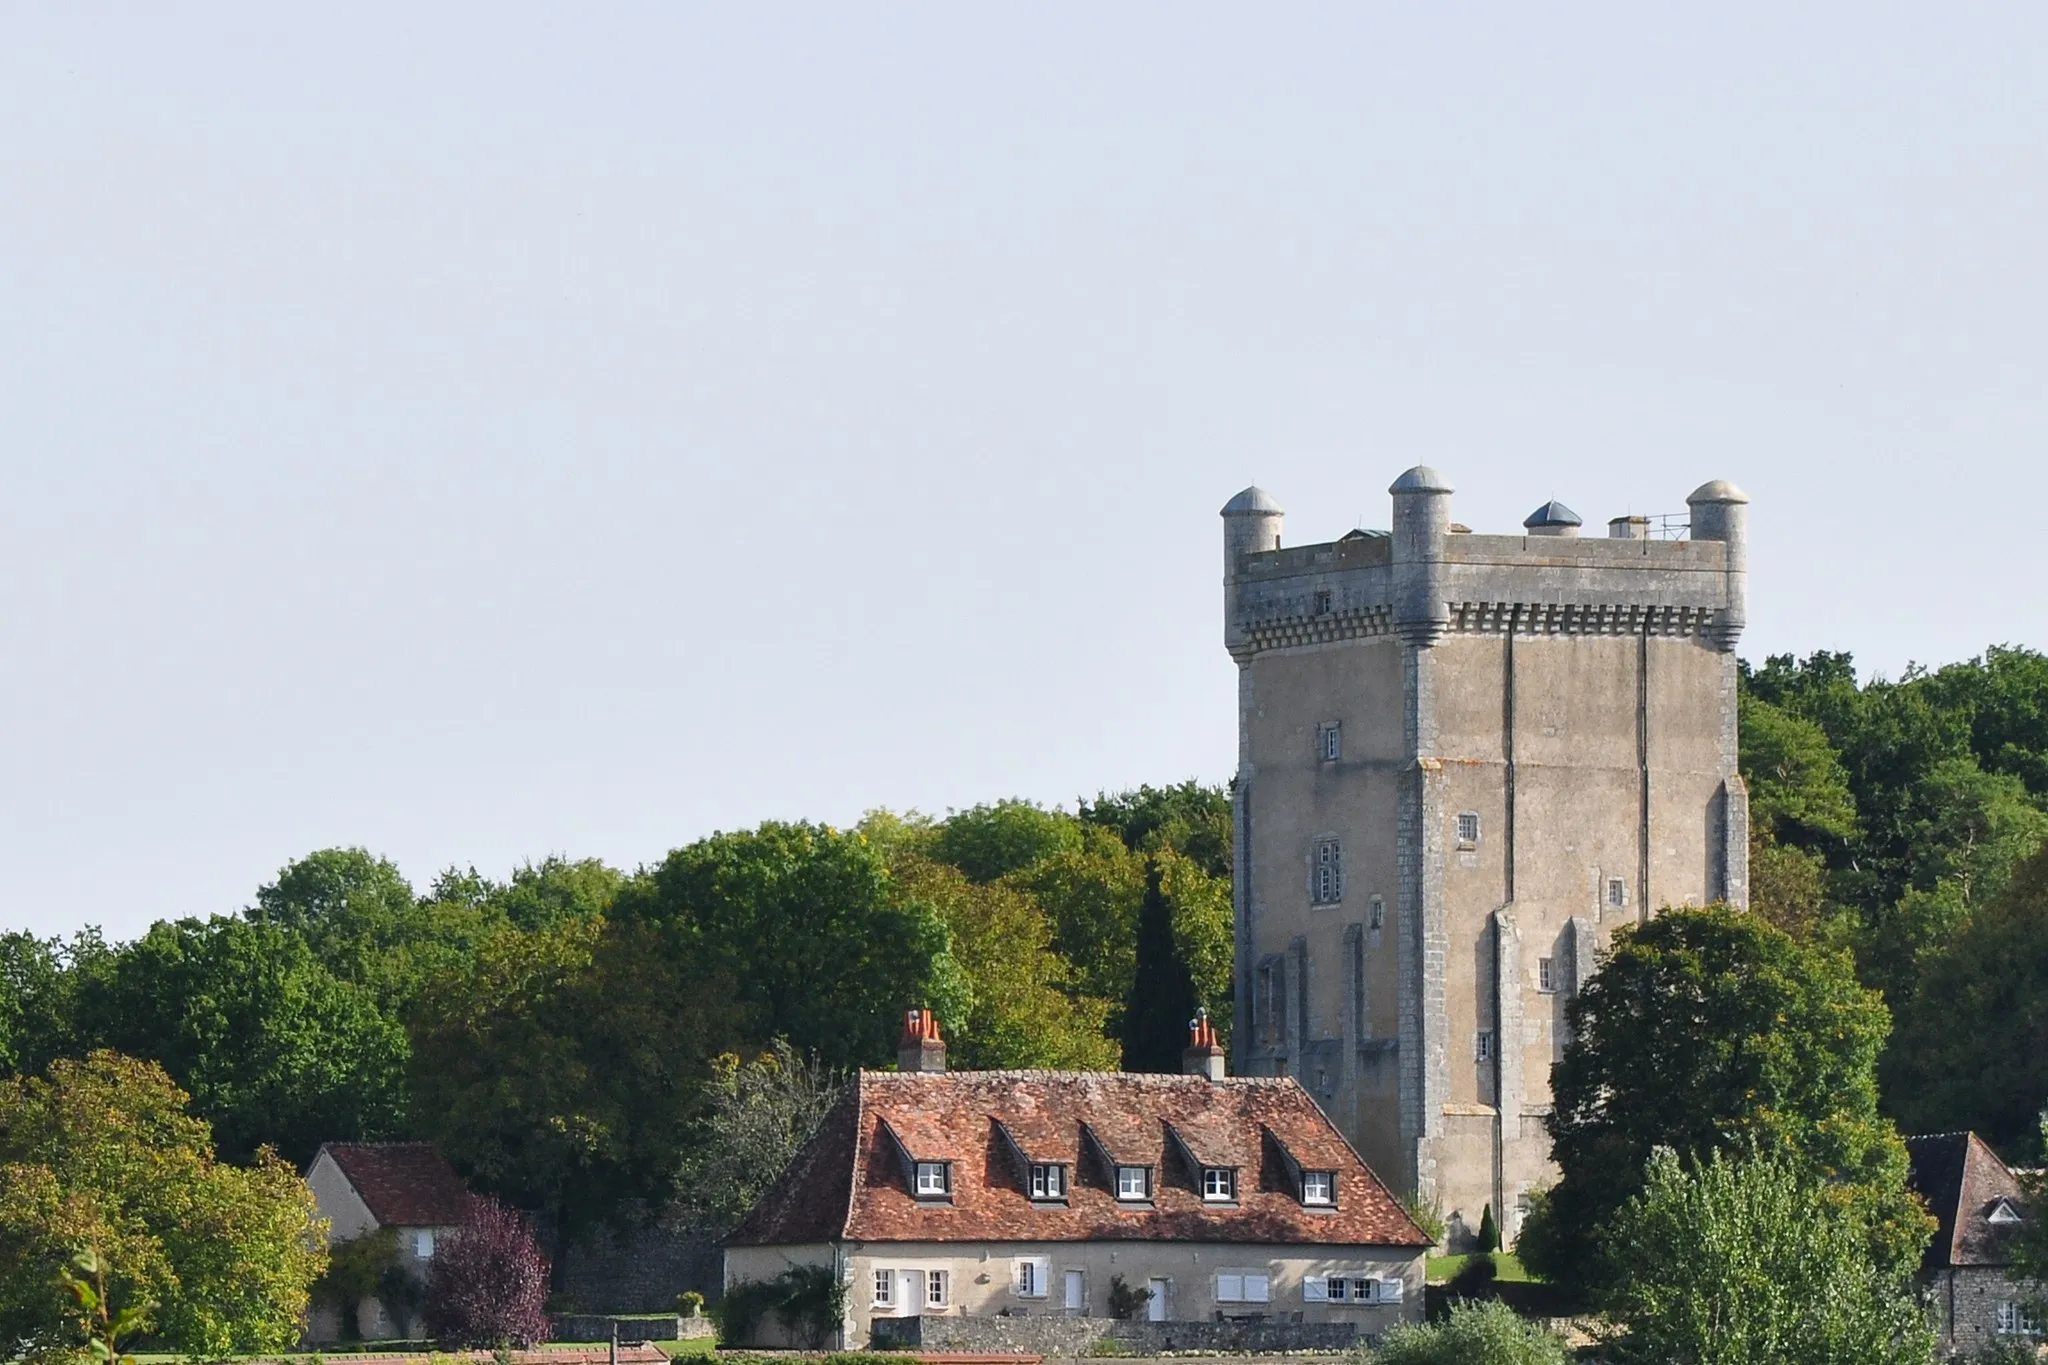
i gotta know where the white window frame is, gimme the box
[1537,957,1555,993]
[1313,839,1343,905]
[873,1268,894,1307]
[1116,1165,1152,1201]
[1029,1163,1067,1200]
[914,1161,950,1197]
[927,1269,949,1308]
[1456,812,1480,847]
[1202,1167,1237,1202]
[1014,1256,1050,1298]
[1302,1171,1335,1206]
[1319,722,1342,762]
[1215,1270,1271,1304]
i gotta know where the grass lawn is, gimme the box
[649,1339,716,1358]
[1425,1252,1535,1284]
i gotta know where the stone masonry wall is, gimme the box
[916,1315,1369,1355]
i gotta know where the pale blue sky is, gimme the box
[3,5,2043,939]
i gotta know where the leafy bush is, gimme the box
[316,1229,399,1339]
[709,1279,780,1347]
[1086,1336,1133,1357]
[1400,1196,1447,1246]
[1368,1300,1572,1365]
[422,1196,552,1347]
[821,1354,910,1365]
[1106,1274,1152,1322]
[675,1290,705,1319]
[714,1265,846,1349]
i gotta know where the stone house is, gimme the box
[305,1142,473,1342]
[723,1011,1431,1353]
[1906,1131,2040,1356]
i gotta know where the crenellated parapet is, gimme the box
[1223,470,1749,660]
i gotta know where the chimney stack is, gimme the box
[897,1008,947,1074]
[1182,1009,1226,1081]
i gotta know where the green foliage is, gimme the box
[1888,845,2048,1156]
[613,821,960,1069]
[1599,1149,1936,1365]
[56,1245,152,1365]
[1447,1252,1498,1296]
[714,1267,843,1350]
[0,1052,327,1359]
[1079,781,1234,878]
[1367,1299,1572,1365]
[820,1354,911,1365]
[1476,1203,1499,1253]
[408,918,748,1236]
[71,916,409,1165]
[1005,828,1146,1023]
[929,800,1083,883]
[1742,694,1861,843]
[885,856,1118,1070]
[1085,1336,1133,1357]
[669,1042,842,1238]
[675,1290,705,1319]
[0,932,102,1079]
[315,1229,400,1341]
[1400,1196,1447,1247]
[432,857,625,932]
[1543,907,1926,1295]
[1105,1274,1152,1321]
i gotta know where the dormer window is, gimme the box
[1116,1166,1152,1201]
[1202,1167,1238,1202]
[914,1161,951,1198]
[1990,1199,2025,1226]
[1029,1163,1067,1201]
[1302,1171,1335,1206]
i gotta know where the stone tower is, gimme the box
[1221,469,1749,1248]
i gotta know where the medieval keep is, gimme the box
[1221,469,1750,1249]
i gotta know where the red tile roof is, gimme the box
[319,1142,473,1229]
[1906,1131,2029,1269]
[726,1070,1429,1249]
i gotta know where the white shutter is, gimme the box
[1374,1277,1404,1304]
[1244,1274,1271,1303]
[1302,1276,1327,1302]
[1215,1273,1243,1302]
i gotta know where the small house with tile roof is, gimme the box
[723,1012,1431,1351]
[1906,1131,2041,1357]
[305,1142,474,1342]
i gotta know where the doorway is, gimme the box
[1146,1278,1169,1322]
[1064,1270,1085,1314]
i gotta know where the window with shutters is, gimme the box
[1313,839,1342,905]
[1215,1271,1271,1303]
[1014,1257,1050,1298]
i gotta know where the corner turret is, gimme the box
[1390,466,1454,647]
[1686,480,1749,650]
[1221,486,1284,578]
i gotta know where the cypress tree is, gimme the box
[1121,857,1198,1072]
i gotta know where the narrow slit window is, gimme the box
[1369,895,1384,930]
[1475,1030,1494,1062]
[1537,957,1555,993]
[1318,722,1342,761]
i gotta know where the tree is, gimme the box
[1006,828,1146,1022]
[0,931,103,1078]
[0,1052,326,1359]
[408,918,748,1241]
[1884,844,2048,1156]
[669,1043,842,1238]
[422,1196,551,1347]
[1741,695,1859,848]
[885,856,1117,1070]
[427,857,625,932]
[1120,858,1198,1072]
[73,917,408,1165]
[1599,1149,1935,1365]
[1079,781,1234,878]
[1368,1299,1572,1365]
[1541,908,1925,1294]
[929,800,1084,884]
[612,821,960,1069]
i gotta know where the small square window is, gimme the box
[1538,957,1555,993]
[1116,1166,1151,1201]
[1318,722,1342,762]
[927,1270,949,1307]
[1029,1163,1066,1200]
[1202,1167,1237,1202]
[1456,812,1480,847]
[1608,878,1628,909]
[873,1269,894,1306]
[1302,1171,1334,1205]
[915,1161,950,1197]
[1475,1030,1494,1062]
[1313,588,1333,615]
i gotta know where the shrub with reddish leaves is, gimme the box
[423,1195,553,1347]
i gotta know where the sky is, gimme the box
[2,5,2044,940]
